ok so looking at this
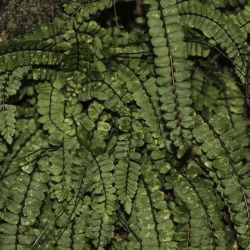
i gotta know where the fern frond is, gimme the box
[178,0,249,82]
[145,0,194,157]
[0,156,49,249]
[231,4,250,34]
[114,116,144,214]
[0,105,16,144]
[170,166,229,249]
[133,168,175,250]
[193,111,250,248]
[86,211,115,249]
[0,50,62,74]
[0,66,32,144]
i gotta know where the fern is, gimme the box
[178,0,249,82]
[145,0,194,157]
[0,0,249,249]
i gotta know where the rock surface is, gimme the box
[0,0,69,42]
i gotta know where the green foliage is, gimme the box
[0,0,249,249]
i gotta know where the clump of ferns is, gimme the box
[0,0,249,250]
